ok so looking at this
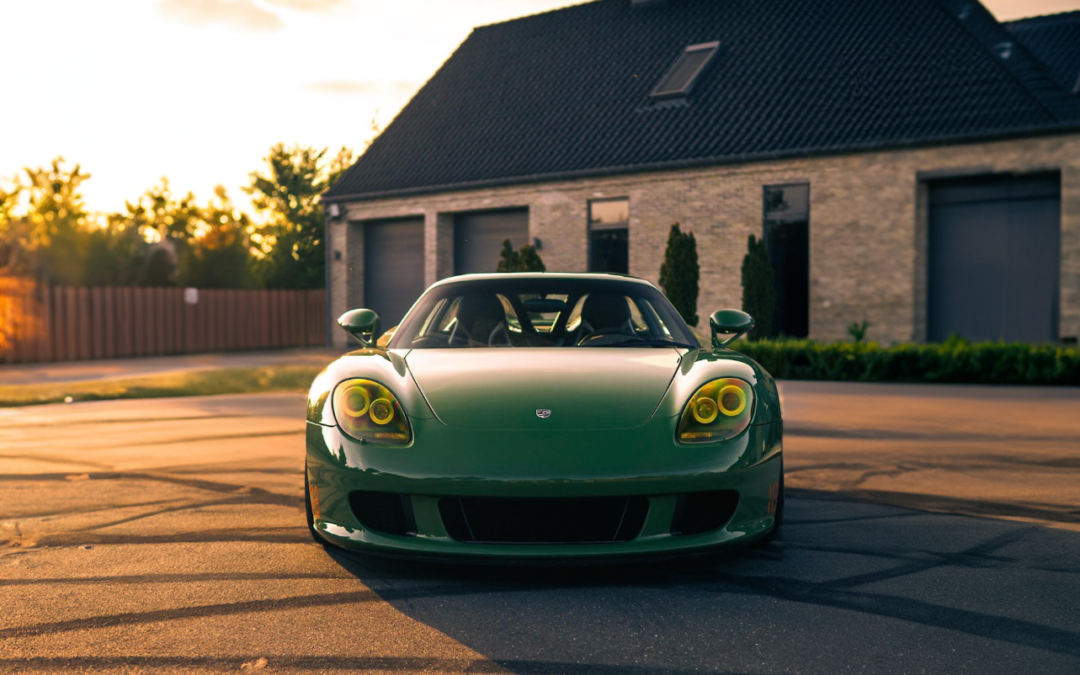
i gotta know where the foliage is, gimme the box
[121,177,202,245]
[3,142,355,289]
[86,179,257,288]
[246,144,353,289]
[177,186,259,288]
[741,234,775,340]
[82,217,159,286]
[496,239,547,272]
[848,320,870,343]
[0,158,93,284]
[101,177,202,286]
[731,339,1080,385]
[0,176,33,277]
[658,223,699,326]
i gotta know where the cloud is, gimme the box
[263,0,348,11]
[158,0,284,32]
[307,80,419,96]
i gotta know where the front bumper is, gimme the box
[305,419,782,561]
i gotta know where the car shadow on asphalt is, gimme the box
[324,495,1080,675]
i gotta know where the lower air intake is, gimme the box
[439,496,649,544]
[349,491,417,536]
[670,490,739,536]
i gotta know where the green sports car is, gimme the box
[305,273,783,561]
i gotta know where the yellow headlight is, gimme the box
[692,396,719,424]
[718,384,747,416]
[677,378,753,444]
[369,398,395,425]
[342,384,371,417]
[332,379,411,445]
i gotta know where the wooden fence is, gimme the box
[0,277,327,365]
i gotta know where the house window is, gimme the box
[651,42,719,100]
[763,184,810,338]
[588,198,629,274]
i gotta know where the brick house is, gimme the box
[322,0,1080,347]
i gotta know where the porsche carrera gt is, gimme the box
[304,273,783,561]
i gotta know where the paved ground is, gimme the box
[0,348,344,387]
[1,382,1078,674]
[781,381,1080,530]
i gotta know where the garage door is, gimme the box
[454,209,529,275]
[364,217,425,329]
[928,172,1060,343]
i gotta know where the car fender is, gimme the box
[307,348,436,426]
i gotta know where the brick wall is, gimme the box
[328,132,1080,347]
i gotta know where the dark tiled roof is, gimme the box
[1006,11,1080,94]
[325,0,1080,201]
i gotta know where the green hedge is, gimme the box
[729,339,1080,385]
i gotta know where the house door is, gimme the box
[363,217,425,329]
[454,209,529,274]
[927,173,1060,342]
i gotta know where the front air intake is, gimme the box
[439,496,649,544]
[349,491,417,536]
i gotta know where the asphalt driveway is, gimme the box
[1,382,1078,674]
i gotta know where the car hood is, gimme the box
[405,348,683,430]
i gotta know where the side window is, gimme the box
[640,299,673,338]
[436,297,463,333]
[416,298,447,337]
[626,297,649,333]
[565,294,588,332]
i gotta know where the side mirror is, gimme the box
[338,308,380,347]
[710,309,754,350]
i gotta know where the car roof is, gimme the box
[430,272,657,289]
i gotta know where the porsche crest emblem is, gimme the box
[535,409,552,419]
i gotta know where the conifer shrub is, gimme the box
[497,239,546,272]
[741,234,775,340]
[658,223,699,326]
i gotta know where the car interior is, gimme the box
[401,289,682,348]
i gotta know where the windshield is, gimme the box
[389,277,698,349]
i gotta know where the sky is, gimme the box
[1,0,1078,215]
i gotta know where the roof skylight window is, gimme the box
[651,42,719,100]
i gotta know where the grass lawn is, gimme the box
[0,365,323,407]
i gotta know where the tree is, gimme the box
[0,177,33,277]
[82,216,155,286]
[327,146,356,186]
[741,234,776,340]
[85,179,258,289]
[658,223,699,326]
[496,239,546,272]
[178,186,259,288]
[101,178,203,287]
[20,158,93,285]
[0,160,194,286]
[122,177,201,245]
[246,143,351,289]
